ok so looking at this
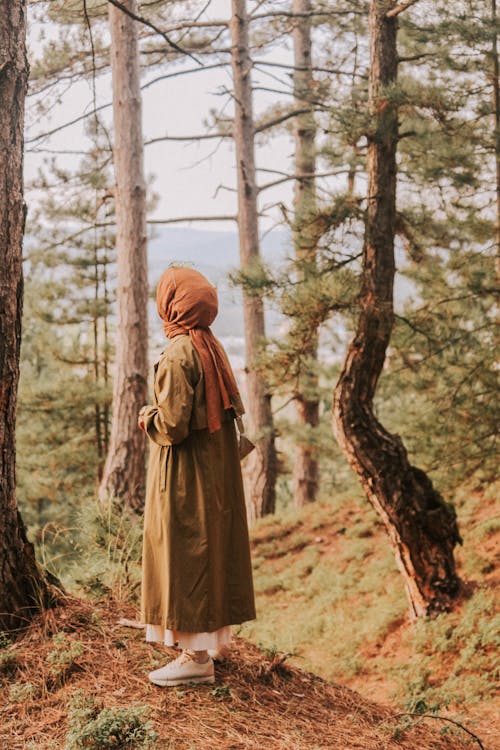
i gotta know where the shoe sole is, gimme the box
[149,674,215,687]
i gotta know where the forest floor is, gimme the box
[0,595,486,750]
[2,481,497,749]
[241,481,500,750]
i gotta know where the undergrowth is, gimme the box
[28,473,498,722]
[59,497,143,604]
[65,689,157,750]
[241,481,499,712]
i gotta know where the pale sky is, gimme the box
[24,1,302,232]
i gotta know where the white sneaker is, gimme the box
[148,651,215,687]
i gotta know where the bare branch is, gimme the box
[256,108,312,133]
[395,713,485,750]
[25,102,112,144]
[148,215,237,224]
[106,0,203,64]
[254,59,363,78]
[250,9,363,20]
[141,45,231,56]
[161,20,228,32]
[141,61,228,90]
[144,132,231,145]
[27,65,229,144]
[253,85,327,110]
[397,52,431,63]
[386,0,421,18]
[258,169,351,192]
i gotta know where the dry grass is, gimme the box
[0,595,483,750]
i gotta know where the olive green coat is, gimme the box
[139,334,256,632]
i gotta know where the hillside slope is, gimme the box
[0,596,481,750]
[240,485,499,750]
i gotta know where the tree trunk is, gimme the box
[492,0,500,299]
[332,0,461,619]
[99,0,148,511]
[292,0,320,507]
[93,243,104,481]
[0,0,56,630]
[230,0,277,522]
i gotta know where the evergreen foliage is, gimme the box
[18,123,115,553]
[21,0,498,605]
[65,690,157,750]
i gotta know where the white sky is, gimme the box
[25,1,301,232]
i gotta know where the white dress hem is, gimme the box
[145,624,232,651]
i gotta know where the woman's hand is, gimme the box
[138,408,147,432]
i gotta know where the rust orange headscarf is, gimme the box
[156,266,243,433]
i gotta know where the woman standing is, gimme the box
[138,266,256,687]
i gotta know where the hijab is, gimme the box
[156,266,243,433]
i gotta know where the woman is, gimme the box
[138,266,256,687]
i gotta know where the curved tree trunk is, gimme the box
[99,0,148,511]
[230,0,277,522]
[333,0,461,619]
[292,0,320,507]
[0,0,57,631]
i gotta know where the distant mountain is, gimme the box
[147,227,291,359]
[148,226,291,281]
[147,226,416,367]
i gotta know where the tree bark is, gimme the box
[0,0,56,630]
[292,0,320,507]
[99,0,148,511]
[230,0,277,522]
[492,0,500,302]
[333,0,461,619]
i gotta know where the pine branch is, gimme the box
[106,0,203,65]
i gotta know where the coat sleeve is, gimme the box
[139,352,195,446]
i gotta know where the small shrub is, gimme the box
[65,690,158,750]
[9,681,39,702]
[46,632,84,688]
[210,684,231,699]
[64,497,143,604]
[0,650,18,677]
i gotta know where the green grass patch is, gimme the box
[243,487,499,709]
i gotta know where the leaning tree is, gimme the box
[333,0,462,619]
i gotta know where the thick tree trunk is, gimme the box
[0,0,56,630]
[333,0,461,619]
[99,0,148,511]
[292,0,320,507]
[230,0,277,522]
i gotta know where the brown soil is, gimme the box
[0,595,482,750]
